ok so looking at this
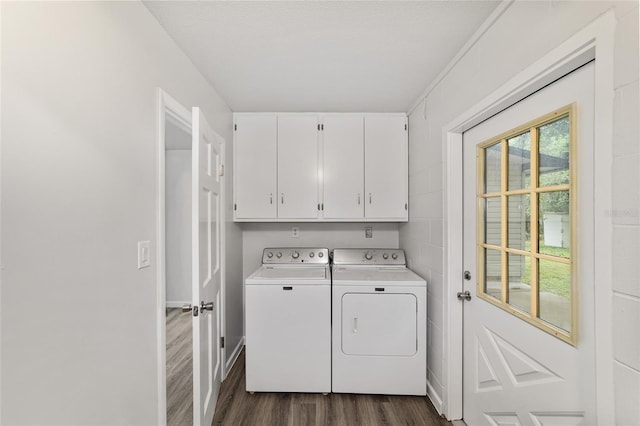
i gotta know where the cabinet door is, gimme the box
[233,115,277,219]
[364,116,408,220]
[323,115,364,219]
[277,116,319,219]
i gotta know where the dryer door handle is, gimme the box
[353,317,358,334]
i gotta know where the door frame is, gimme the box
[155,89,228,425]
[156,89,192,426]
[441,10,615,423]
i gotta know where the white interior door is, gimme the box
[462,64,595,425]
[191,108,222,426]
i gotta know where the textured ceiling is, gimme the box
[145,1,501,112]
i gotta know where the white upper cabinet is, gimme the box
[233,113,407,222]
[233,115,277,219]
[277,115,319,219]
[323,115,364,219]
[364,116,408,220]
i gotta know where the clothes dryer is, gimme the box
[331,248,427,395]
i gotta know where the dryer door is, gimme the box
[341,293,417,356]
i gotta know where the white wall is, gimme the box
[165,150,191,306]
[0,2,240,424]
[242,223,400,281]
[399,0,639,422]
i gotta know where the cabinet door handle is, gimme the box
[369,193,372,204]
[269,193,273,205]
[353,317,358,334]
[281,193,284,204]
[357,193,361,205]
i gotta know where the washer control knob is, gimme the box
[267,252,274,258]
[383,253,389,259]
[292,251,300,259]
[365,252,373,261]
[309,252,315,258]
[276,252,282,258]
[318,252,324,258]
[392,253,398,260]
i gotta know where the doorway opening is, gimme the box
[164,114,194,425]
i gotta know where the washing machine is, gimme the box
[331,248,427,395]
[245,247,331,393]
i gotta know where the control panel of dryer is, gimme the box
[261,247,329,264]
[332,248,406,266]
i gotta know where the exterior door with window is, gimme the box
[462,63,595,425]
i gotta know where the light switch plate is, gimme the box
[138,241,151,269]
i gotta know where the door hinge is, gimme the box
[219,164,225,177]
[220,336,225,348]
[234,124,237,131]
[457,291,471,301]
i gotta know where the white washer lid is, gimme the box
[246,265,330,285]
[332,266,426,287]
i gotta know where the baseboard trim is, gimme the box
[166,301,189,308]
[427,380,444,415]
[224,336,245,379]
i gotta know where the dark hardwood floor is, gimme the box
[166,308,193,426]
[213,350,451,426]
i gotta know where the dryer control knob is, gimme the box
[276,252,283,258]
[267,252,274,258]
[382,253,389,259]
[309,252,315,258]
[318,252,324,258]
[392,253,398,260]
[292,251,300,259]
[365,252,373,261]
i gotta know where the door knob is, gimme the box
[200,301,214,313]
[182,304,198,316]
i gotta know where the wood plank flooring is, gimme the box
[166,308,193,426]
[213,350,452,426]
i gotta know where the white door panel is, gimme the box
[462,64,595,425]
[234,115,277,219]
[192,108,222,426]
[277,115,319,219]
[364,116,408,220]
[323,115,364,219]
[341,293,417,356]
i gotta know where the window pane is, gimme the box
[508,253,531,313]
[484,143,502,193]
[539,191,570,258]
[539,117,570,187]
[484,197,502,246]
[484,248,502,301]
[539,259,571,332]
[508,132,531,191]
[507,194,530,251]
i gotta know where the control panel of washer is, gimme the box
[332,248,406,266]
[262,248,329,265]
